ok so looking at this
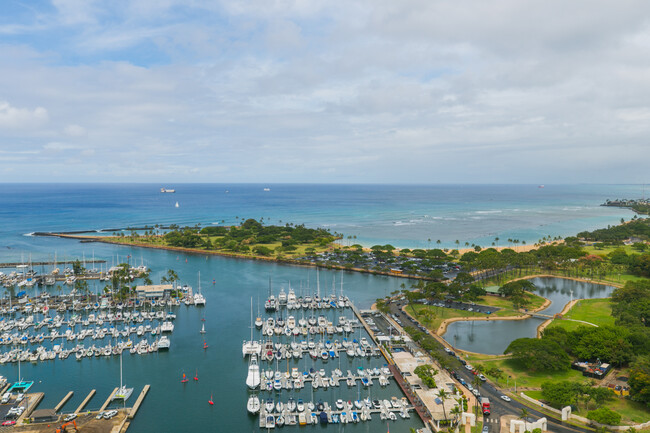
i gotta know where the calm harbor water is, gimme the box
[0,184,640,431]
[442,277,617,355]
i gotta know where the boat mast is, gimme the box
[120,350,123,389]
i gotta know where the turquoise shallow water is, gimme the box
[0,183,643,431]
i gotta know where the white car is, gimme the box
[96,411,105,420]
[464,364,473,371]
[500,395,511,402]
[15,394,24,403]
[64,413,77,422]
[103,409,118,419]
[444,347,451,353]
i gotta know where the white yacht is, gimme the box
[194,272,206,305]
[246,354,261,389]
[112,353,133,401]
[160,321,174,333]
[158,335,171,350]
[242,340,262,357]
[247,395,261,414]
[278,288,287,305]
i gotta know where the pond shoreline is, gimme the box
[436,275,617,356]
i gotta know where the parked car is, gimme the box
[64,413,78,422]
[1,420,16,426]
[103,409,118,419]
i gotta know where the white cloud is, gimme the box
[0,1,649,182]
[64,124,86,137]
[0,101,48,129]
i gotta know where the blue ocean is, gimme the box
[0,183,642,432]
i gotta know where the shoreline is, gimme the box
[43,233,433,281]
[435,289,552,336]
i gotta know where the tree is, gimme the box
[586,407,621,425]
[449,405,462,425]
[72,259,86,276]
[414,364,438,389]
[505,338,571,371]
[437,389,449,420]
[541,381,581,408]
[629,355,650,406]
[519,408,529,421]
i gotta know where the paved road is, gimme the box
[385,300,591,433]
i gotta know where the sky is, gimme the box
[1,0,649,183]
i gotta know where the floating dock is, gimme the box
[54,391,73,412]
[128,385,150,419]
[74,389,96,413]
[100,387,118,412]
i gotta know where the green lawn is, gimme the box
[473,357,585,389]
[546,298,615,332]
[582,244,645,257]
[526,391,650,425]
[476,292,547,312]
[408,292,549,332]
[408,304,488,331]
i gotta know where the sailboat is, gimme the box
[203,339,209,349]
[208,393,214,405]
[181,373,189,383]
[242,297,261,357]
[200,323,206,334]
[246,354,261,389]
[247,394,261,414]
[175,201,179,208]
[194,369,199,381]
[194,272,206,305]
[112,352,134,401]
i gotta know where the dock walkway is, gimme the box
[75,389,96,413]
[54,391,74,412]
[128,385,150,419]
[100,388,118,412]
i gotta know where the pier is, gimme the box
[54,391,74,412]
[74,389,96,413]
[100,387,118,412]
[128,385,150,419]
[0,260,106,269]
[22,392,44,420]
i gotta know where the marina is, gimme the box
[0,240,421,431]
[0,288,205,366]
[244,283,422,429]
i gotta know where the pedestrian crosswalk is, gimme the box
[484,418,500,424]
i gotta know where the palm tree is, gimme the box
[519,407,529,421]
[437,389,449,420]
[472,376,482,413]
[449,404,462,424]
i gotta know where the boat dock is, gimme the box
[100,387,118,412]
[1,386,148,433]
[258,399,413,427]
[128,385,150,419]
[74,389,96,413]
[54,391,74,412]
